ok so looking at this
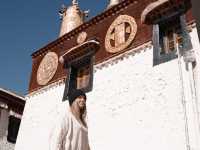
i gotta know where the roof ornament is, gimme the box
[72,0,78,5]
[59,4,67,19]
[107,0,120,9]
[59,0,89,37]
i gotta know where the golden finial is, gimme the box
[72,0,78,5]
[59,0,89,37]
[107,0,120,9]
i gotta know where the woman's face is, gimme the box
[75,95,86,110]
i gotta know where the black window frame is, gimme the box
[153,16,184,65]
[62,55,94,101]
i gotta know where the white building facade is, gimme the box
[15,0,200,150]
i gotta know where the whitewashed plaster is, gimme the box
[87,47,187,150]
[183,26,200,150]
[15,81,66,150]
[15,27,200,150]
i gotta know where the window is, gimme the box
[77,64,91,90]
[62,56,94,100]
[159,18,183,55]
[61,40,100,101]
[153,16,184,65]
[69,57,93,93]
[7,115,21,143]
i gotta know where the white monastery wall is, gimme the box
[15,27,200,150]
[87,46,187,150]
[86,27,200,150]
[184,27,200,150]
[15,81,66,150]
[191,27,200,108]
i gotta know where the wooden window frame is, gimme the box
[153,16,184,65]
[62,56,94,101]
[159,21,183,55]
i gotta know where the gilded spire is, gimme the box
[59,0,88,37]
[107,0,121,9]
[72,0,78,5]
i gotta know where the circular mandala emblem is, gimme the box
[37,52,58,85]
[77,32,87,44]
[105,15,137,53]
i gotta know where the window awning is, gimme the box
[141,0,191,24]
[59,40,100,65]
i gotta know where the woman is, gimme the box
[49,90,90,150]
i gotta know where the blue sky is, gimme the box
[0,0,108,95]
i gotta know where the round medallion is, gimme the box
[105,15,137,53]
[77,32,87,44]
[37,52,58,85]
